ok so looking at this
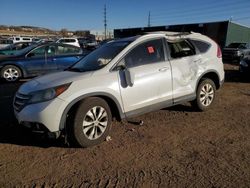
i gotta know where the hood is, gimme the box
[18,70,94,94]
[0,54,21,62]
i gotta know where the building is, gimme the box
[114,21,250,48]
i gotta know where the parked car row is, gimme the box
[0,42,89,82]
[0,35,114,82]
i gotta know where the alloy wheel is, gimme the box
[82,106,108,140]
[3,67,20,81]
[199,83,214,106]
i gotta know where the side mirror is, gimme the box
[118,67,134,88]
[124,68,134,87]
[116,59,134,87]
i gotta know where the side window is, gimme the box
[190,39,211,53]
[46,46,56,56]
[27,46,45,58]
[168,40,195,58]
[124,39,165,68]
[239,44,247,49]
[57,45,80,55]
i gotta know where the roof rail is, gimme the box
[144,31,192,36]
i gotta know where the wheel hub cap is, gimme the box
[82,106,108,140]
[199,83,214,107]
[3,68,19,81]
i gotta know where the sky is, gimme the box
[0,0,250,32]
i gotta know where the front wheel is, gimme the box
[1,65,22,82]
[68,97,112,148]
[192,78,216,111]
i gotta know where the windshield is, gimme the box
[227,43,246,48]
[70,41,130,72]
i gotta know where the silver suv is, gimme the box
[14,32,224,147]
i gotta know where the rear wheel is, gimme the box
[1,65,22,82]
[68,97,112,147]
[192,78,216,111]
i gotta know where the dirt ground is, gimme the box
[0,63,250,187]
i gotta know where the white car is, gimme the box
[8,36,32,43]
[14,32,224,147]
[56,38,80,47]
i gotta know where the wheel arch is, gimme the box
[196,70,221,91]
[59,92,125,131]
[0,62,27,78]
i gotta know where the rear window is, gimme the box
[168,40,196,58]
[22,38,31,41]
[191,39,211,53]
[57,45,81,55]
[60,39,76,43]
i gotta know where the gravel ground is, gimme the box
[0,63,249,187]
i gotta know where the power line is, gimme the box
[234,16,250,21]
[151,6,250,24]
[152,3,250,21]
[152,0,248,17]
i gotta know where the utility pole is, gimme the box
[104,4,107,40]
[148,11,151,27]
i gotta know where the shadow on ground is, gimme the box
[0,81,66,148]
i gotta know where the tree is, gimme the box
[60,28,68,37]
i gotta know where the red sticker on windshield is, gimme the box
[147,46,155,54]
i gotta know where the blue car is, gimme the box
[0,43,88,82]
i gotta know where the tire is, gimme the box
[1,65,22,82]
[68,97,112,148]
[192,78,216,111]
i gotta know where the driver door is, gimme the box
[23,46,46,76]
[117,38,173,116]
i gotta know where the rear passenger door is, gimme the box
[54,44,82,70]
[167,40,202,102]
[117,38,173,115]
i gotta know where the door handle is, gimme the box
[159,67,169,72]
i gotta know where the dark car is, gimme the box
[239,55,250,76]
[0,43,88,82]
[222,42,250,63]
[0,42,35,55]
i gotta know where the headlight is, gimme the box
[240,60,248,67]
[236,51,242,56]
[28,83,71,104]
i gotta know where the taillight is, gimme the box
[217,45,222,58]
[208,37,222,59]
